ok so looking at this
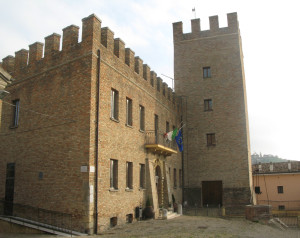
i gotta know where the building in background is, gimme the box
[253,161,300,211]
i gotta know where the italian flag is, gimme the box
[166,128,178,141]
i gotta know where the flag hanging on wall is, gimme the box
[175,129,183,152]
[164,128,178,141]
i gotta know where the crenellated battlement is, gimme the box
[1,13,179,108]
[173,12,239,42]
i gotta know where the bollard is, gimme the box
[178,204,182,215]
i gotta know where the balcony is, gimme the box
[145,130,177,156]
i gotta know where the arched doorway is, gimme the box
[155,165,162,206]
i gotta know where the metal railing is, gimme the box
[145,130,177,151]
[183,204,222,217]
[257,200,300,211]
[0,200,73,235]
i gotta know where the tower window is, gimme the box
[206,133,216,146]
[204,99,213,111]
[203,67,211,78]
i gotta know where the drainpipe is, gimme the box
[94,49,101,234]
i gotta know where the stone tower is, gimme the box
[173,12,254,213]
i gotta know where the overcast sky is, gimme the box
[1,0,299,161]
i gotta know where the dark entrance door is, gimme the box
[202,181,222,207]
[4,163,15,216]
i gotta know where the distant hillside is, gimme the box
[251,153,288,164]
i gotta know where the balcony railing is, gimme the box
[145,130,177,156]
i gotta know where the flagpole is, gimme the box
[192,7,196,19]
[178,124,186,131]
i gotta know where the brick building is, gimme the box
[173,12,253,213]
[0,67,12,126]
[0,12,252,233]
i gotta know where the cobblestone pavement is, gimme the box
[1,216,300,238]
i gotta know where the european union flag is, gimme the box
[175,129,183,152]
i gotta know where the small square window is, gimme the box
[255,186,261,194]
[277,186,283,194]
[278,205,285,210]
[203,67,211,78]
[204,99,213,111]
[110,217,117,227]
[126,214,133,223]
[207,133,216,146]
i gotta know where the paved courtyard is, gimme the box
[1,215,299,238]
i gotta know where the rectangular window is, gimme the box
[207,133,216,146]
[139,105,145,131]
[126,97,132,126]
[155,114,159,143]
[179,169,182,188]
[111,89,119,120]
[126,162,133,189]
[203,67,211,78]
[12,99,20,127]
[278,186,284,194]
[255,186,261,194]
[278,205,285,210]
[110,159,118,189]
[174,168,177,188]
[139,164,145,189]
[166,121,169,133]
[204,99,213,111]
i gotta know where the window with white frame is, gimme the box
[110,159,118,189]
[111,89,119,120]
[126,97,132,126]
[126,162,133,189]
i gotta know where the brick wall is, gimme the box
[173,13,253,209]
[0,14,182,233]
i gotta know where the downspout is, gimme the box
[94,49,101,234]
